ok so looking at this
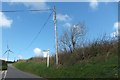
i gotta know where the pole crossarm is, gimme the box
[0,9,53,12]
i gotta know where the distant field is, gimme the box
[13,54,118,78]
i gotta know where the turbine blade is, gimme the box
[7,44,9,50]
[9,50,14,53]
[3,50,8,55]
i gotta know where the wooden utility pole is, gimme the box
[53,6,58,65]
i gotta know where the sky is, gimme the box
[0,0,119,61]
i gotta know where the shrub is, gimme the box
[0,60,8,70]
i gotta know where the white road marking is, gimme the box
[3,70,7,79]
[0,70,7,80]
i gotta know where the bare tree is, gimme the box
[59,23,86,53]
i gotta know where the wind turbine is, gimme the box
[3,44,14,61]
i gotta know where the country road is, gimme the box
[2,64,44,80]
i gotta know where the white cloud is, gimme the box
[96,0,119,7]
[0,12,13,28]
[89,0,98,10]
[0,57,7,61]
[43,52,47,57]
[22,2,49,10]
[33,48,49,57]
[3,0,48,2]
[56,13,72,29]
[33,48,43,57]
[114,22,120,30]
[56,13,72,28]
[17,55,23,59]
[56,14,71,22]
[9,1,49,10]
[111,22,120,38]
[63,23,71,27]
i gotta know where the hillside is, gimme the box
[13,53,118,78]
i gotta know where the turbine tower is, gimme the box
[3,44,14,61]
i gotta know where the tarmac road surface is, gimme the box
[3,64,44,80]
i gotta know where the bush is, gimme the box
[57,35,118,66]
[0,60,8,70]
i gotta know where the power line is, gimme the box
[0,9,53,12]
[26,11,53,49]
[1,8,53,50]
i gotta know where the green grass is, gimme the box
[13,54,118,78]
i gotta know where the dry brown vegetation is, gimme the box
[50,35,118,66]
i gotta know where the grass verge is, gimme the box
[13,54,118,78]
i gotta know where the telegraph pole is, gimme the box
[53,6,58,65]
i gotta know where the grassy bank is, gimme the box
[13,54,118,78]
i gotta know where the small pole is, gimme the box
[47,49,50,67]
